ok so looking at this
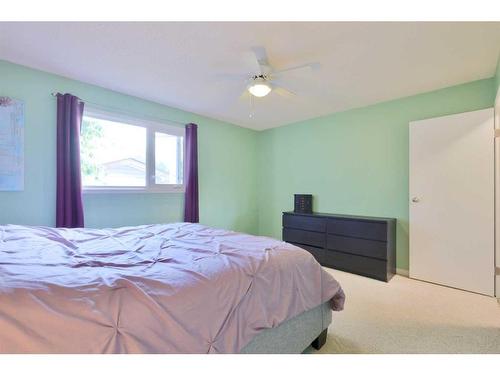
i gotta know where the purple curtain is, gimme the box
[56,93,85,228]
[184,123,199,223]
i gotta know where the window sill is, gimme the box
[83,186,184,194]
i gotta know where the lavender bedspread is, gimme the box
[0,223,344,353]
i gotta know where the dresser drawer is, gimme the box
[282,214,326,232]
[327,234,387,260]
[290,242,325,264]
[283,228,325,248]
[327,218,387,241]
[323,250,389,281]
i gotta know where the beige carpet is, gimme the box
[307,268,500,354]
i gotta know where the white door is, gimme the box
[409,108,495,296]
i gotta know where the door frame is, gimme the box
[495,88,500,298]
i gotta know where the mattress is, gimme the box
[0,223,344,353]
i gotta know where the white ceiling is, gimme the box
[0,22,499,130]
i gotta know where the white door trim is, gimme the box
[495,88,500,297]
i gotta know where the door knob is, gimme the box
[412,197,420,203]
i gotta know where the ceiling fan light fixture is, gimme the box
[248,82,272,97]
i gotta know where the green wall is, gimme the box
[257,78,496,271]
[0,60,258,233]
[1,59,498,272]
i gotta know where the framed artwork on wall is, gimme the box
[0,97,24,191]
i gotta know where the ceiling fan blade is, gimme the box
[251,46,269,66]
[244,52,262,76]
[274,85,296,99]
[272,62,320,77]
[245,46,270,76]
[215,73,251,81]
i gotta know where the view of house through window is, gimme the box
[80,108,184,191]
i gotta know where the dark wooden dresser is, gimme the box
[282,211,396,282]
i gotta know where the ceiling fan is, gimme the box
[221,46,320,101]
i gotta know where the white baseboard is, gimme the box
[396,268,409,277]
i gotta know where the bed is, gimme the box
[0,223,345,353]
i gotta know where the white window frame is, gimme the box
[81,106,185,194]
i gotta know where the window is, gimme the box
[80,107,184,192]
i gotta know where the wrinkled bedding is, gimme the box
[0,223,344,353]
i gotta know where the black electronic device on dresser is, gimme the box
[282,211,396,282]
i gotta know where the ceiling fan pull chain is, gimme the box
[249,95,255,118]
